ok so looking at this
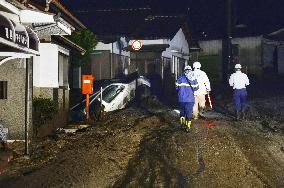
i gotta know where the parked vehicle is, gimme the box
[69,76,151,122]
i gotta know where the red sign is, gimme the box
[131,40,142,51]
[82,75,94,94]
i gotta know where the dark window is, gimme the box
[102,85,125,103]
[0,81,7,99]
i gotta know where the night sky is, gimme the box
[61,0,284,40]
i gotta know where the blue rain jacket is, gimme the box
[176,74,199,102]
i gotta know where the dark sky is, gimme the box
[61,0,284,40]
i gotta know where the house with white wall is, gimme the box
[90,26,193,82]
[162,27,191,79]
[14,0,86,136]
[0,0,55,140]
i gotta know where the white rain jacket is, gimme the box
[229,70,250,89]
[193,69,211,95]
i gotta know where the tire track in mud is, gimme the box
[113,115,191,187]
[147,109,207,184]
[160,112,206,180]
[192,146,205,178]
[113,109,207,187]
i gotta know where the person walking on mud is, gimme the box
[192,61,211,119]
[176,65,199,132]
[229,64,250,120]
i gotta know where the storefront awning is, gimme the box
[0,13,39,55]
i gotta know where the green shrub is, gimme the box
[33,97,58,125]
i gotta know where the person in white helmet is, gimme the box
[176,65,199,132]
[229,63,250,120]
[192,61,211,119]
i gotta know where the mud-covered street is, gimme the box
[2,0,284,187]
[1,96,284,188]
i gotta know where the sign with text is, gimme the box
[82,75,94,94]
[0,13,14,42]
[0,13,39,51]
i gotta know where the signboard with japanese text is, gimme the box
[82,75,94,94]
[0,13,39,51]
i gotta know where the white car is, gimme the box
[99,82,135,112]
[69,76,151,122]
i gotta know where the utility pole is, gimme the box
[222,0,232,82]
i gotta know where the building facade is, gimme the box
[0,0,53,139]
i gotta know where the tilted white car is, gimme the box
[69,76,151,122]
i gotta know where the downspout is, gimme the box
[24,58,30,156]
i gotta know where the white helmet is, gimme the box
[193,61,201,69]
[235,64,242,69]
[184,65,192,71]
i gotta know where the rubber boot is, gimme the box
[186,119,191,132]
[180,117,185,126]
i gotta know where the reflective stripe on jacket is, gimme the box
[176,75,199,102]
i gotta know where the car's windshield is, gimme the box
[102,85,125,103]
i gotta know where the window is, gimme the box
[0,81,7,99]
[58,52,69,87]
[102,85,125,103]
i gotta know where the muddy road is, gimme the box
[1,100,284,187]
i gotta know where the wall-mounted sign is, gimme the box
[12,21,28,47]
[0,14,14,42]
[131,40,142,51]
[0,13,39,52]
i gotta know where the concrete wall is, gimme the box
[233,37,262,76]
[91,50,111,80]
[199,40,222,56]
[0,58,33,139]
[198,36,262,76]
[33,87,69,137]
[33,87,69,114]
